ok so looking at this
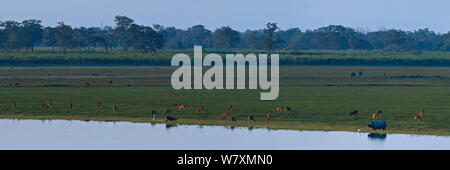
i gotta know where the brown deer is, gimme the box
[196,105,204,112]
[419,109,424,116]
[40,103,47,111]
[414,115,423,122]
[372,110,383,120]
[11,101,16,110]
[177,104,185,111]
[248,115,256,123]
[349,110,358,116]
[227,105,232,112]
[221,112,229,119]
[266,113,271,122]
[97,101,102,108]
[113,104,118,112]
[275,106,283,112]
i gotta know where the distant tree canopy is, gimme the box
[1,16,449,53]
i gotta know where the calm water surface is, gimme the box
[0,119,448,150]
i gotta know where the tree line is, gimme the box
[1,15,449,54]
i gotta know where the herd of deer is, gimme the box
[348,109,425,121]
[8,100,426,123]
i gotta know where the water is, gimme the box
[0,119,448,150]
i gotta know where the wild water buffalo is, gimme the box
[166,116,178,123]
[368,120,387,130]
[285,106,293,112]
[248,115,256,123]
[349,110,358,116]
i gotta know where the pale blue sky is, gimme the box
[0,0,449,33]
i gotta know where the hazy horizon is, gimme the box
[1,0,449,33]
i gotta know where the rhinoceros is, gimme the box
[368,120,387,130]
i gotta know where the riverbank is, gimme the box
[0,115,448,136]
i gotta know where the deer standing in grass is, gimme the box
[40,103,47,111]
[196,105,204,112]
[275,106,283,112]
[11,101,16,110]
[266,113,271,122]
[227,105,232,112]
[372,110,383,120]
[177,104,185,111]
[414,115,423,122]
[221,112,229,119]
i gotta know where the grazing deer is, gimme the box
[166,116,178,123]
[221,112,229,119]
[266,113,271,122]
[97,101,102,108]
[113,104,118,112]
[414,115,423,122]
[285,106,292,112]
[196,105,204,112]
[151,110,157,120]
[177,104,185,111]
[69,102,72,109]
[164,109,172,115]
[227,105,232,112]
[47,102,52,109]
[349,110,358,116]
[372,110,383,120]
[248,115,256,123]
[11,101,16,110]
[230,116,237,123]
[419,109,424,116]
[40,103,47,111]
[275,106,283,112]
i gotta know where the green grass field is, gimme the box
[0,66,449,136]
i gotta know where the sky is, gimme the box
[0,0,449,33]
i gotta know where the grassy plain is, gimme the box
[0,66,449,135]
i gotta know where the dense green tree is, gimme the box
[262,22,283,55]
[212,26,240,49]
[55,22,73,53]
[20,19,43,52]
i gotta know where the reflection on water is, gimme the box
[165,124,178,129]
[368,133,387,141]
[0,119,448,150]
